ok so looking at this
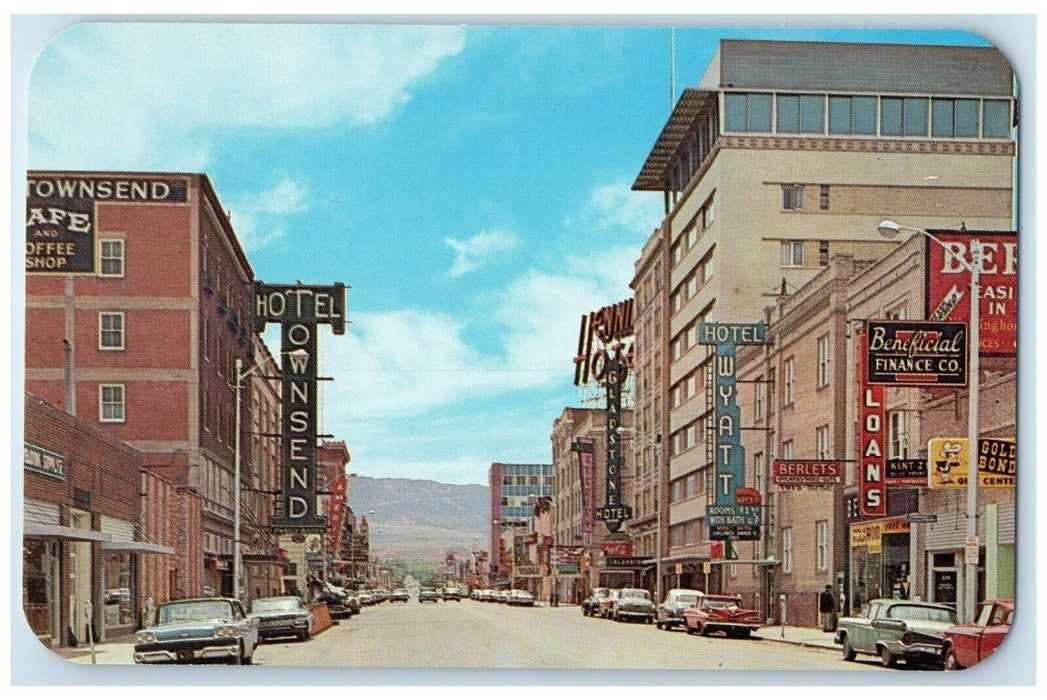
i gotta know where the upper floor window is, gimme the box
[99,312,125,350]
[100,384,125,423]
[783,357,796,405]
[982,100,1011,138]
[776,94,825,134]
[828,95,877,135]
[782,184,805,211]
[817,334,831,387]
[781,241,805,267]
[932,98,980,138]
[725,93,772,133]
[99,239,125,277]
[889,411,909,459]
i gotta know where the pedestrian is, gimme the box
[819,584,837,632]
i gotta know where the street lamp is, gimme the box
[232,348,307,604]
[617,426,663,602]
[877,220,983,622]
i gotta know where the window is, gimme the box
[781,184,805,211]
[885,302,908,320]
[781,241,804,267]
[99,239,125,277]
[881,97,929,137]
[782,439,794,460]
[768,368,777,415]
[702,196,715,228]
[99,312,125,350]
[754,452,765,489]
[819,186,830,212]
[889,411,909,459]
[829,95,877,135]
[816,520,829,571]
[725,92,772,133]
[983,100,1011,138]
[817,334,831,387]
[782,527,793,574]
[932,98,980,138]
[100,384,125,423]
[816,425,831,460]
[783,357,795,405]
[754,375,765,420]
[819,240,830,266]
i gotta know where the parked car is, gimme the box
[598,589,621,618]
[344,592,361,615]
[249,596,313,642]
[682,594,761,638]
[508,589,535,607]
[582,587,612,617]
[655,588,704,630]
[479,589,493,601]
[317,582,353,618]
[941,599,1013,670]
[612,588,656,623]
[418,588,440,603]
[470,589,482,600]
[133,597,260,665]
[357,591,374,606]
[492,590,509,603]
[835,598,958,668]
[443,587,462,601]
[390,588,410,602]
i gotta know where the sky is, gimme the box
[15,17,1006,486]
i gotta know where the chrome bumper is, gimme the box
[134,643,239,664]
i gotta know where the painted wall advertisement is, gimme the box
[924,229,1017,357]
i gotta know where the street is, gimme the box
[246,600,887,671]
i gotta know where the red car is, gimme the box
[682,594,761,638]
[941,599,1013,670]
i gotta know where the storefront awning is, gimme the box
[102,540,176,555]
[24,524,111,542]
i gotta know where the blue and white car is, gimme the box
[134,597,260,665]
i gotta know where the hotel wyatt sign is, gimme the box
[254,282,346,533]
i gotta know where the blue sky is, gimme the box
[20,19,999,485]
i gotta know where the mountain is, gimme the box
[348,476,489,564]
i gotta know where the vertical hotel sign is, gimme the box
[698,322,765,541]
[254,282,346,533]
[859,329,887,517]
[571,438,596,534]
[594,361,632,532]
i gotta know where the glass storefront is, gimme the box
[23,539,60,644]
[849,517,911,612]
[103,551,134,632]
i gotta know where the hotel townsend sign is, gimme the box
[865,320,968,386]
[25,175,189,274]
[254,282,347,533]
[925,230,1017,357]
[698,322,766,541]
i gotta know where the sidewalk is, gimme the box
[753,624,838,650]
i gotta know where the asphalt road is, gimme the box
[251,599,890,673]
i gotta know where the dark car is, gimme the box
[582,587,612,617]
[682,594,761,638]
[316,582,353,618]
[656,588,704,630]
[419,588,440,603]
[835,598,958,668]
[134,597,260,665]
[612,588,656,623]
[390,589,411,602]
[941,599,1013,670]
[443,587,462,601]
[249,596,313,642]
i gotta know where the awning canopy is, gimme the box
[24,524,111,543]
[102,540,176,555]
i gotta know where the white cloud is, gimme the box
[586,181,664,234]
[28,23,467,170]
[226,177,310,251]
[445,230,519,277]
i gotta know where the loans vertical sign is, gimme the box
[698,322,766,541]
[858,330,887,517]
[254,282,347,532]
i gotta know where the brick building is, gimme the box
[23,393,177,647]
[24,171,264,599]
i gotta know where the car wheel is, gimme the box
[296,628,309,642]
[841,635,857,661]
[656,620,663,630]
[944,648,963,671]
[880,646,897,668]
[700,623,709,637]
[685,622,696,635]
[648,616,655,625]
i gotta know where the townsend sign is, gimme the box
[573,298,634,386]
[254,282,347,533]
[925,230,1017,357]
[865,321,968,386]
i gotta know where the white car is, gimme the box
[508,589,535,606]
